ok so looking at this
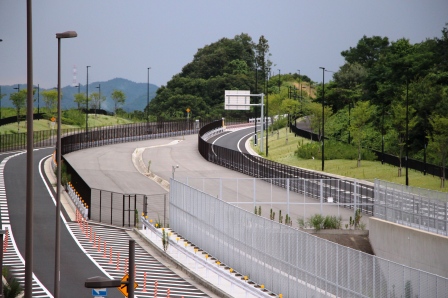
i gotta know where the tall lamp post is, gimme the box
[147,67,151,126]
[405,77,409,186]
[319,67,325,171]
[0,86,4,120]
[34,84,40,118]
[25,0,33,294]
[86,65,91,139]
[96,84,101,109]
[56,30,77,298]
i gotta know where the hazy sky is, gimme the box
[1,0,447,90]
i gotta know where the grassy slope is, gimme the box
[0,114,134,134]
[252,125,448,193]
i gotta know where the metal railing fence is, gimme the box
[180,177,372,226]
[290,123,448,179]
[57,119,245,222]
[199,120,375,215]
[170,179,448,298]
[90,188,168,227]
[0,127,82,152]
[374,179,448,236]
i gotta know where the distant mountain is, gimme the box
[0,78,158,112]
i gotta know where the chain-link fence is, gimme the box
[90,188,168,227]
[170,179,448,298]
[374,179,448,236]
[180,177,372,229]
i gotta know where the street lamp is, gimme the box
[34,84,40,118]
[86,65,91,139]
[0,86,3,120]
[172,165,179,179]
[147,67,151,126]
[406,76,409,186]
[56,30,77,298]
[319,67,325,171]
[96,84,101,109]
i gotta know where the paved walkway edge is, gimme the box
[132,228,233,298]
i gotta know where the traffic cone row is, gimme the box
[3,228,9,253]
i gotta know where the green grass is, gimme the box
[0,113,134,134]
[253,126,448,193]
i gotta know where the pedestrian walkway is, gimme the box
[67,217,212,298]
[135,223,273,298]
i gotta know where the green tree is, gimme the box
[349,101,375,167]
[428,115,448,187]
[255,35,272,90]
[390,102,418,176]
[111,89,126,116]
[41,89,58,117]
[89,92,105,116]
[307,102,332,143]
[73,92,87,110]
[340,35,389,68]
[9,89,27,132]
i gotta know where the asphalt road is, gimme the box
[3,148,123,298]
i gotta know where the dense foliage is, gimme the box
[320,23,448,170]
[148,26,448,172]
[149,33,279,120]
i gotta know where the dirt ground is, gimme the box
[311,233,374,255]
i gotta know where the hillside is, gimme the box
[0,78,158,112]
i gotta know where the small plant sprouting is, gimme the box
[297,217,307,229]
[258,206,261,216]
[270,209,275,220]
[354,209,362,229]
[162,228,169,252]
[285,214,292,226]
[279,210,283,224]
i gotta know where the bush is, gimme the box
[270,117,288,131]
[308,214,325,231]
[62,109,85,127]
[295,139,377,161]
[323,215,342,229]
[307,214,342,230]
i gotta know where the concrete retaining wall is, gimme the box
[369,217,448,278]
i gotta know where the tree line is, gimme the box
[147,26,448,184]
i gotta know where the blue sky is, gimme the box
[1,0,447,90]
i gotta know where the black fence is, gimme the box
[90,189,167,228]
[199,121,375,215]
[0,112,45,126]
[57,119,245,223]
[289,124,447,179]
[0,127,82,153]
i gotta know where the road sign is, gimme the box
[117,274,138,297]
[186,108,190,113]
[92,288,107,296]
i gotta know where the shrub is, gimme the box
[308,214,325,231]
[296,139,377,161]
[323,215,342,229]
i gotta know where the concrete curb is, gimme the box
[132,228,233,298]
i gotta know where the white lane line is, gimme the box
[0,151,53,297]
[38,155,115,280]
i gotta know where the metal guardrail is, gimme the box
[170,179,448,298]
[374,179,448,236]
[199,120,375,215]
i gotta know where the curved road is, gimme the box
[2,148,122,297]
